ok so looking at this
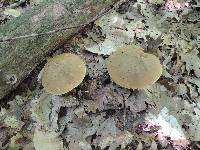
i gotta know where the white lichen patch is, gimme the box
[51,4,66,20]
[4,116,21,129]
[31,9,47,23]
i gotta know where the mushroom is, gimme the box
[107,45,162,89]
[42,53,86,95]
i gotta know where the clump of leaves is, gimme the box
[31,92,79,130]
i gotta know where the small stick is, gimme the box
[0,24,88,42]
[0,5,112,43]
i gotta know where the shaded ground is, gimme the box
[0,0,200,150]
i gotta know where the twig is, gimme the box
[0,24,88,42]
[0,3,113,43]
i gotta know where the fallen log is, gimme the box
[0,0,118,100]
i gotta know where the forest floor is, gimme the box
[0,0,200,150]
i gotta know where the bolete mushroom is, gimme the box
[107,46,162,89]
[42,53,86,95]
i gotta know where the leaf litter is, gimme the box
[1,0,200,149]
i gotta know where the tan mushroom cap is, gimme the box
[42,53,86,95]
[107,46,162,89]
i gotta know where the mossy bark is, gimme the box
[0,0,118,100]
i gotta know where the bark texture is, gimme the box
[0,0,118,100]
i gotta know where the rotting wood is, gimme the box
[0,0,119,100]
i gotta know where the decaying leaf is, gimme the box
[62,111,134,150]
[177,83,187,96]
[180,49,200,77]
[85,54,107,79]
[84,39,120,55]
[8,131,34,150]
[144,83,182,114]
[62,113,105,150]
[3,8,22,17]
[180,99,200,141]
[94,117,133,149]
[84,83,130,112]
[33,129,63,150]
[148,0,165,4]
[31,92,79,130]
[135,28,162,43]
[125,90,147,113]
[136,142,143,150]
[81,11,135,55]
[0,97,25,130]
[0,128,8,150]
[188,78,200,94]
[9,133,23,150]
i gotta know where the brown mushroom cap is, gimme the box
[107,46,162,89]
[42,53,86,95]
